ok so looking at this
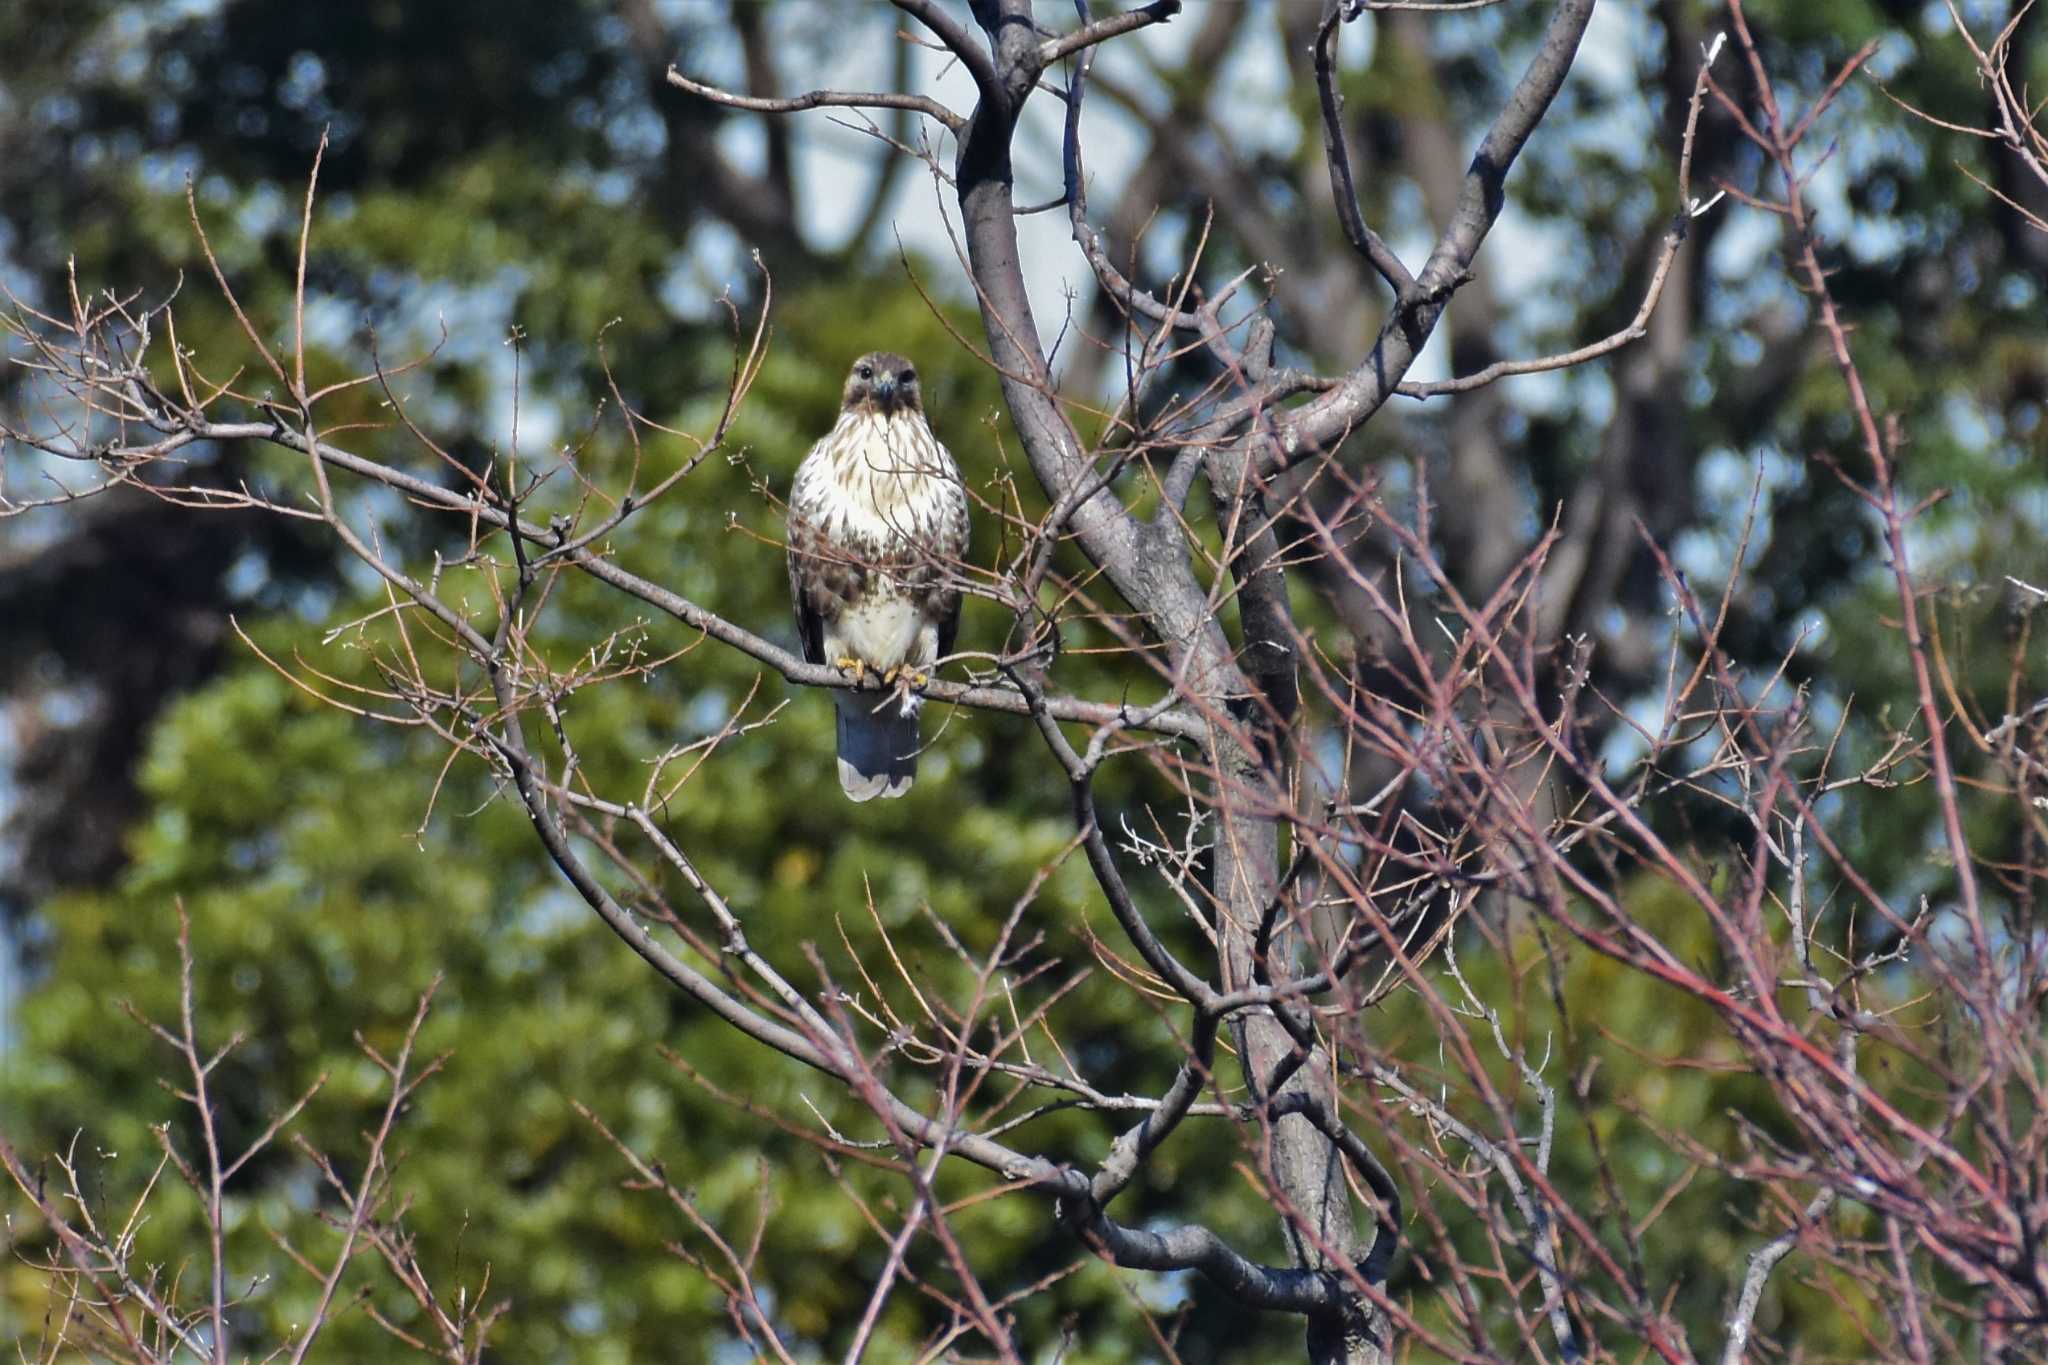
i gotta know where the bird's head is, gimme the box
[842,351,922,417]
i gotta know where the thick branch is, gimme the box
[1722,1190,1835,1363]
[1264,0,1598,467]
[1314,2,1421,303]
[34,417,1203,741]
[664,65,965,135]
[1397,31,1723,399]
[1038,0,1183,68]
[892,0,1005,109]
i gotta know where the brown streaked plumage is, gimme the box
[787,351,969,801]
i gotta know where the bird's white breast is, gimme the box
[828,596,927,673]
[796,410,961,547]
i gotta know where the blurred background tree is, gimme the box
[2,0,2043,1360]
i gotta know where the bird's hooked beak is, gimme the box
[874,373,899,409]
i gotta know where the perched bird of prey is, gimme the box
[787,352,969,801]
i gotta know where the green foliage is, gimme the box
[2,248,1295,1356]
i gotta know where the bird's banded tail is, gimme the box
[833,689,920,801]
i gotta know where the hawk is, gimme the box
[787,352,969,801]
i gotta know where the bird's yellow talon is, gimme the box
[834,656,868,684]
[877,665,928,689]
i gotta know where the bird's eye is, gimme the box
[856,365,873,380]
[899,370,915,386]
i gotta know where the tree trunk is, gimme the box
[1213,724,1387,1365]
